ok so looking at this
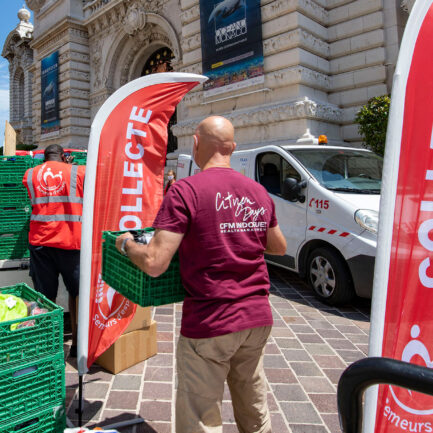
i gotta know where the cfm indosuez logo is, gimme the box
[37,164,66,195]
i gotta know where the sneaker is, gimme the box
[69,345,77,358]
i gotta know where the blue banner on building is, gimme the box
[199,0,264,97]
[41,51,60,137]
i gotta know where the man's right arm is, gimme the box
[265,225,286,255]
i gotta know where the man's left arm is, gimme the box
[115,229,184,277]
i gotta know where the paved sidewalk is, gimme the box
[65,266,370,432]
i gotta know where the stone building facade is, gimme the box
[2,0,415,160]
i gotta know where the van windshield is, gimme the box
[287,148,383,194]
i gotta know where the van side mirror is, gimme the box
[282,178,307,203]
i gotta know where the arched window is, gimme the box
[13,68,25,122]
[141,48,178,154]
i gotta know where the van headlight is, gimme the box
[355,209,378,234]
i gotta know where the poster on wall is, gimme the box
[41,51,60,138]
[199,0,264,97]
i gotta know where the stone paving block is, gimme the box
[120,361,146,375]
[278,309,300,317]
[144,366,173,382]
[271,384,308,402]
[357,344,368,355]
[142,382,173,400]
[154,314,173,323]
[265,367,297,384]
[298,333,325,344]
[85,382,110,399]
[112,375,142,390]
[146,353,173,367]
[68,399,103,423]
[222,401,235,423]
[289,324,315,333]
[274,337,303,349]
[298,376,335,393]
[264,354,290,368]
[322,413,342,432]
[303,343,336,355]
[95,410,140,428]
[66,372,79,388]
[106,391,139,410]
[273,319,288,327]
[264,342,281,354]
[157,331,173,341]
[336,349,365,363]
[309,393,338,413]
[222,424,238,432]
[335,324,364,334]
[270,412,291,432]
[158,341,174,353]
[323,368,343,385]
[85,367,113,382]
[317,328,345,339]
[66,388,76,408]
[136,421,172,432]
[155,322,172,331]
[283,316,308,325]
[271,327,295,337]
[290,424,329,433]
[280,402,322,424]
[140,401,172,422]
[154,307,173,315]
[281,348,312,362]
[326,338,357,350]
[267,391,279,411]
[290,362,323,377]
[349,333,369,344]
[306,319,335,330]
[312,355,346,369]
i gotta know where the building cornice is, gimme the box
[172,98,342,137]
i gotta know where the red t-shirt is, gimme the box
[153,167,278,338]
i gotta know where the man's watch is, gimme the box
[120,237,131,256]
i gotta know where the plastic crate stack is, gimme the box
[0,156,33,261]
[0,283,65,432]
[70,151,87,166]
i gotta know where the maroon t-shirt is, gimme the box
[153,167,278,338]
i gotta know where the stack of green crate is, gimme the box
[0,283,65,432]
[70,151,87,166]
[0,156,33,260]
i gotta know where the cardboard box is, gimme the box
[96,321,157,374]
[124,306,152,334]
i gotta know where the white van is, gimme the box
[176,145,382,305]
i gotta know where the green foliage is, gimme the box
[355,95,390,156]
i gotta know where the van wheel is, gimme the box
[307,247,354,305]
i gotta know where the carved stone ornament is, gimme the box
[171,98,342,138]
[25,0,45,12]
[123,3,147,36]
[401,0,415,13]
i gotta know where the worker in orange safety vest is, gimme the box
[23,144,85,358]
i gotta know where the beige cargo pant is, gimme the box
[176,326,272,433]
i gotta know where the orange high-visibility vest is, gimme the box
[23,161,85,250]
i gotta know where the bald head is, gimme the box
[193,116,236,170]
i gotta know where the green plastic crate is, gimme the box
[0,156,33,184]
[70,151,87,159]
[0,184,30,207]
[0,352,64,421]
[0,231,29,259]
[102,229,186,307]
[0,403,65,433]
[0,283,63,369]
[0,206,31,233]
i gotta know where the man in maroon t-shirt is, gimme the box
[116,116,286,432]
